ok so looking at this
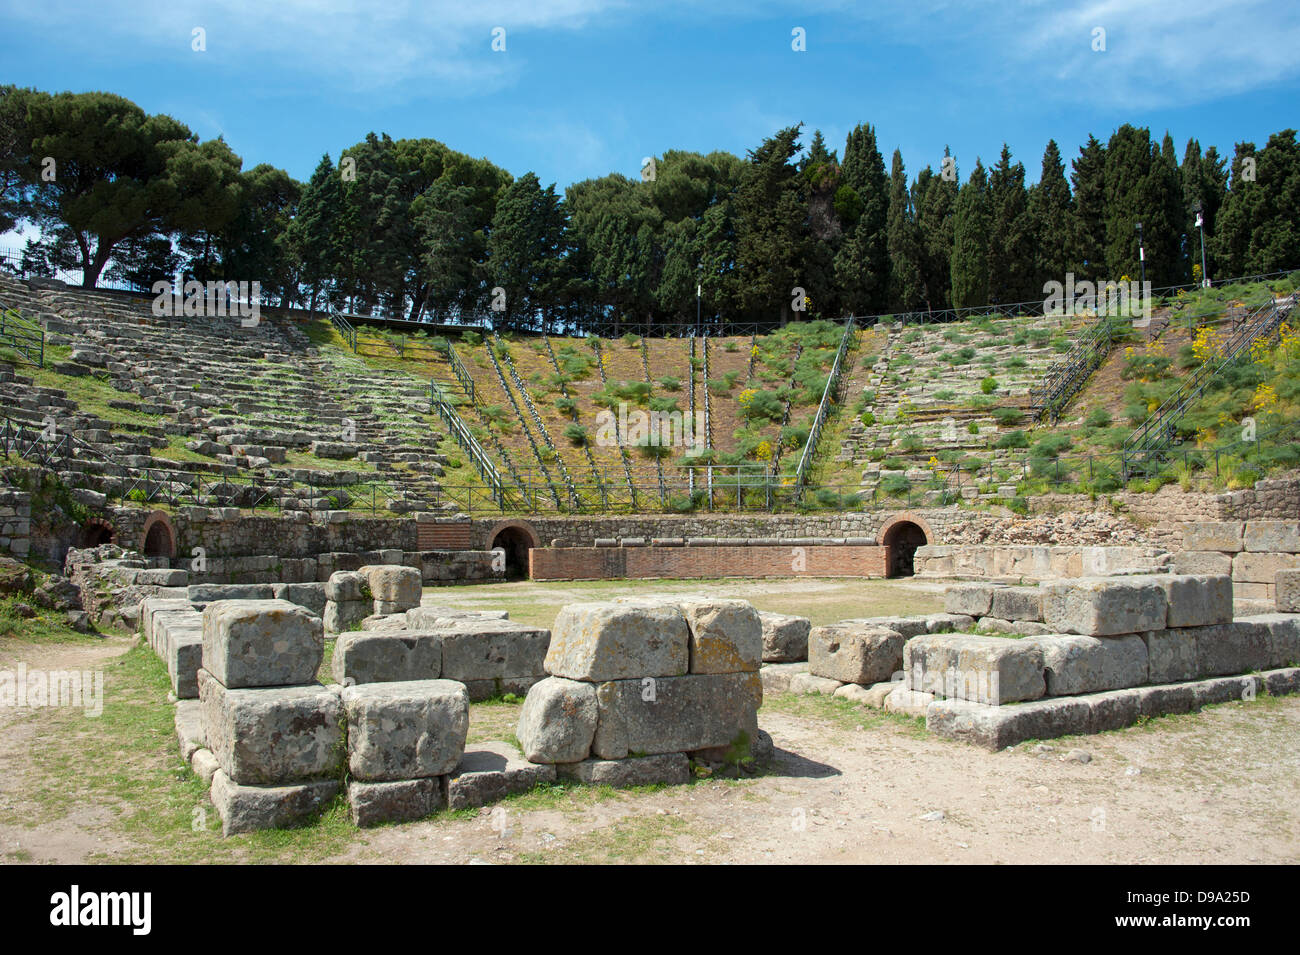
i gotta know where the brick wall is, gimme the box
[530,543,886,581]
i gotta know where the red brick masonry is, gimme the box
[530,544,887,580]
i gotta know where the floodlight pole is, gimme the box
[1135,221,1146,288]
[1195,201,1209,288]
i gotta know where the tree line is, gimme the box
[2,86,1297,332]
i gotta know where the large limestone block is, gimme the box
[1193,621,1271,678]
[165,622,204,699]
[1277,570,1300,613]
[439,621,550,683]
[358,565,422,611]
[841,616,930,638]
[1142,629,1197,684]
[990,586,1044,623]
[199,672,343,785]
[557,752,690,788]
[323,598,370,634]
[406,606,509,628]
[589,672,762,759]
[1041,576,1167,636]
[943,583,994,617]
[202,599,323,688]
[545,602,689,681]
[759,612,810,663]
[925,613,976,633]
[1023,634,1148,696]
[272,582,327,618]
[516,677,597,763]
[188,583,275,608]
[904,634,1045,704]
[759,661,807,694]
[1243,521,1300,553]
[325,571,369,603]
[347,777,445,828]
[926,696,1090,750]
[342,680,469,781]
[1172,551,1234,577]
[677,599,762,674]
[1162,574,1234,628]
[1233,552,1300,584]
[331,631,442,685]
[447,741,557,809]
[1182,522,1243,553]
[1236,614,1300,669]
[210,771,338,836]
[808,624,903,685]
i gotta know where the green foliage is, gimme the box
[995,429,1029,449]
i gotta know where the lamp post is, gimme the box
[1135,221,1146,288]
[1194,200,1209,288]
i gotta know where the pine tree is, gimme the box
[950,160,990,308]
[734,125,807,324]
[886,149,923,310]
[834,123,890,314]
[1028,139,1075,295]
[288,154,344,310]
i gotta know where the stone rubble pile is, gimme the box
[516,597,768,786]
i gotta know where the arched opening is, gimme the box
[882,520,928,578]
[489,526,534,580]
[79,519,115,548]
[143,520,174,559]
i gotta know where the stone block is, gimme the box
[332,631,442,685]
[883,685,933,717]
[1023,634,1148,696]
[461,676,543,702]
[841,616,930,638]
[136,568,188,587]
[943,583,994,617]
[905,634,1045,704]
[675,599,762,674]
[588,672,761,759]
[1277,570,1300,613]
[1087,689,1142,733]
[557,752,691,788]
[271,582,328,618]
[323,599,370,634]
[188,583,275,608]
[358,564,422,611]
[165,622,204,699]
[347,777,445,828]
[1142,629,1198,684]
[978,617,1054,636]
[1232,552,1300,584]
[1161,574,1234,628]
[759,612,810,663]
[1193,621,1271,677]
[925,696,1091,750]
[1264,667,1300,696]
[210,771,338,836]
[1172,551,1234,577]
[990,586,1044,622]
[1235,613,1300,669]
[199,673,343,785]
[325,571,369,603]
[789,672,844,695]
[808,624,903,685]
[1182,522,1243,553]
[342,680,469,781]
[439,621,550,683]
[1041,576,1167,636]
[406,606,509,628]
[545,601,689,681]
[174,699,203,761]
[446,741,556,809]
[1243,521,1300,553]
[191,748,220,785]
[201,599,323,688]
[516,677,597,763]
[759,661,807,694]
[925,613,977,633]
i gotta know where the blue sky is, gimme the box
[3,0,1299,192]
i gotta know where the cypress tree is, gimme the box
[986,144,1034,304]
[1071,135,1107,281]
[1027,139,1075,295]
[834,123,890,314]
[886,148,923,310]
[950,160,990,308]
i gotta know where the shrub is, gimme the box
[563,423,588,446]
[658,375,682,392]
[995,430,1029,449]
[981,376,998,395]
[879,474,911,496]
[993,406,1023,426]
[1084,406,1112,428]
[461,330,482,347]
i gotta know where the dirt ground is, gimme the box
[2,578,1298,865]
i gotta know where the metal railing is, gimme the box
[329,308,357,353]
[1122,294,1296,479]
[485,333,562,508]
[591,336,640,509]
[792,317,857,499]
[429,386,510,508]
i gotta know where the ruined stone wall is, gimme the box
[0,488,30,558]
